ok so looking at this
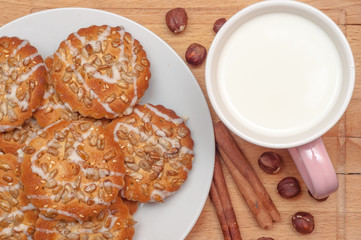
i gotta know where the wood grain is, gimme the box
[0,0,360,239]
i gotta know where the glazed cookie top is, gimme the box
[0,118,42,155]
[0,154,39,240]
[106,104,194,203]
[51,25,151,119]
[0,37,47,132]
[21,120,125,221]
[34,197,135,240]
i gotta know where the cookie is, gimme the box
[0,154,39,239]
[34,197,135,240]
[34,56,84,128]
[0,118,42,155]
[106,104,194,203]
[0,37,47,132]
[51,25,151,119]
[21,120,125,221]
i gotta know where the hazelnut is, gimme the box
[292,212,315,234]
[166,8,188,34]
[308,190,329,202]
[258,152,282,174]
[277,177,300,198]
[213,18,227,33]
[185,43,207,66]
[258,238,274,240]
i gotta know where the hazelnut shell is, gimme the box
[213,18,227,33]
[292,211,315,234]
[258,152,282,174]
[185,43,207,66]
[166,8,188,34]
[277,176,301,198]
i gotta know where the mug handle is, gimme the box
[288,137,338,199]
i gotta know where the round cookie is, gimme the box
[21,120,125,221]
[106,104,194,203]
[34,197,135,240]
[51,25,151,119]
[0,118,42,155]
[0,36,47,132]
[34,56,84,128]
[0,154,39,239]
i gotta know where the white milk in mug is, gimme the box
[217,12,342,137]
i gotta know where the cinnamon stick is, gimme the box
[219,149,273,229]
[210,180,232,240]
[214,121,281,222]
[213,153,242,240]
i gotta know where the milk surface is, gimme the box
[218,13,342,137]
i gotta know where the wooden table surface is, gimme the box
[1,0,360,239]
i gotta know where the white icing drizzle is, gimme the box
[92,65,119,84]
[34,227,54,234]
[89,196,110,206]
[2,223,31,239]
[7,83,29,111]
[30,145,48,179]
[182,166,190,173]
[103,180,123,189]
[0,203,37,222]
[21,203,37,212]
[17,149,24,163]
[150,189,175,202]
[113,122,148,143]
[11,40,29,57]
[0,183,20,194]
[73,32,86,45]
[120,106,188,150]
[123,77,138,115]
[38,84,75,114]
[55,52,117,116]
[42,86,54,99]
[0,125,15,132]
[65,40,78,56]
[36,201,120,236]
[133,108,144,119]
[40,207,82,222]
[123,35,138,115]
[16,63,45,84]
[145,104,183,125]
[32,120,61,144]
[98,212,118,233]
[28,194,51,200]
[108,170,124,177]
[27,52,41,61]
[151,124,180,149]
[38,102,66,111]
[180,146,194,155]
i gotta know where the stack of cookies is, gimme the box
[0,25,194,239]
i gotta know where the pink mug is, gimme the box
[206,0,355,198]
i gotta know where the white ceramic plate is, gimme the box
[0,8,215,240]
